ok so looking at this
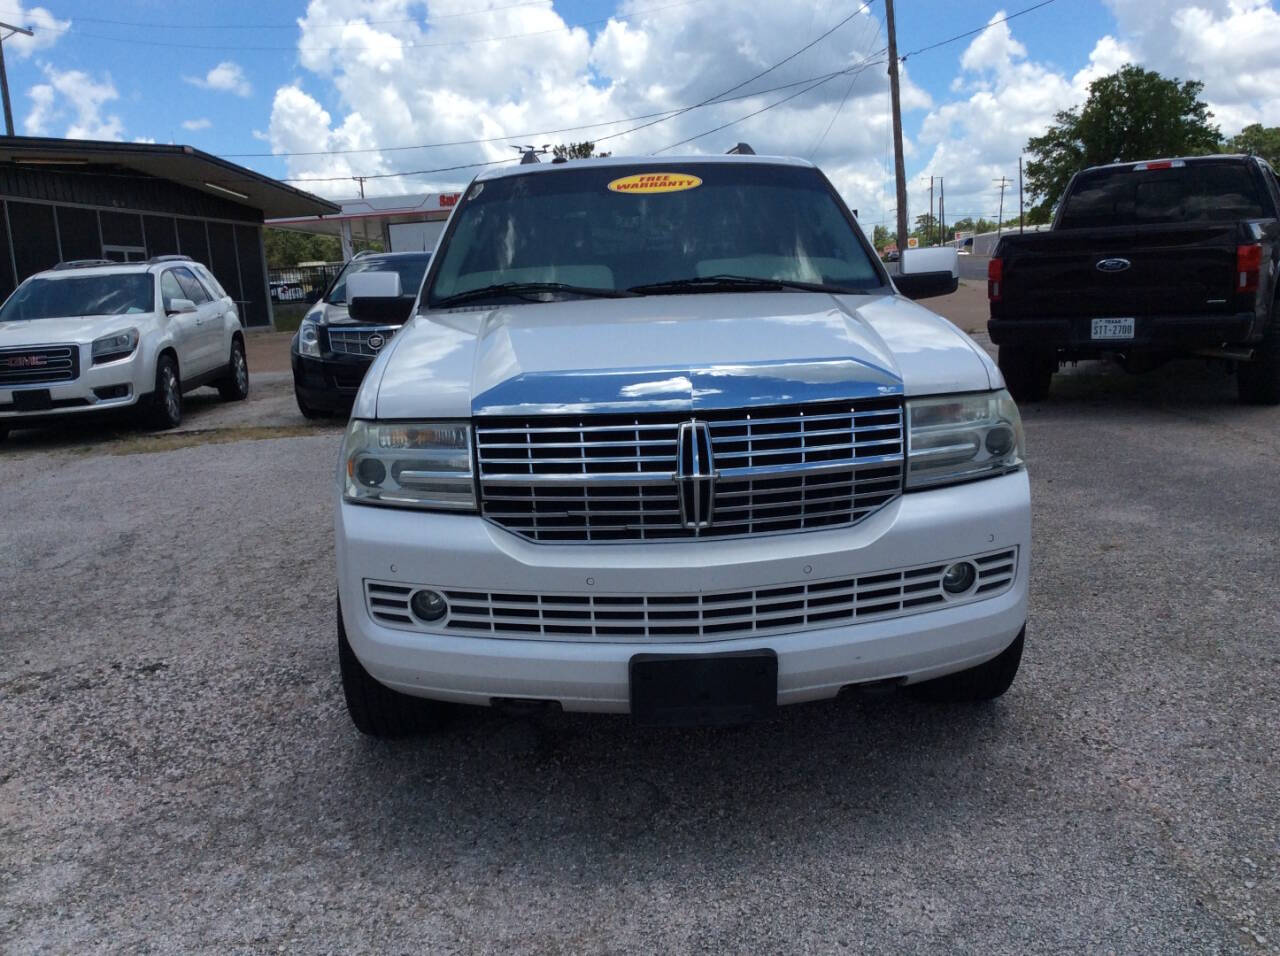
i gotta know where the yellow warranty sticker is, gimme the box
[607,172,703,194]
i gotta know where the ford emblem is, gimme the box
[367,333,385,351]
[1096,257,1131,273]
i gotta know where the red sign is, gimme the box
[439,193,459,208]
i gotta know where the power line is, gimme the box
[898,0,1058,61]
[27,0,711,53]
[808,19,884,158]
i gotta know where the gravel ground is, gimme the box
[1,352,1277,953]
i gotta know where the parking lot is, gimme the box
[1,283,1277,952]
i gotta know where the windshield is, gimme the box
[0,273,154,321]
[326,253,432,305]
[1057,162,1266,229]
[426,163,882,306]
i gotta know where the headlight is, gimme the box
[298,318,321,357]
[906,389,1025,489]
[91,328,139,364]
[342,419,476,511]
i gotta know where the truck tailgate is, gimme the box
[995,223,1241,318]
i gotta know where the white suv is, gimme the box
[336,155,1030,735]
[0,256,248,440]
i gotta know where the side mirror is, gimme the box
[346,271,409,323]
[167,298,197,315]
[894,247,959,301]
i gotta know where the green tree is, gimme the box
[1024,65,1221,219]
[872,224,890,250]
[552,141,612,160]
[1227,123,1280,168]
[263,228,342,268]
[913,212,938,243]
[950,217,975,234]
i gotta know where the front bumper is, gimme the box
[0,350,147,425]
[291,350,374,412]
[988,312,1255,352]
[337,471,1031,713]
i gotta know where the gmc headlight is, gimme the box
[298,318,321,357]
[906,389,1025,489]
[342,420,476,511]
[91,328,139,364]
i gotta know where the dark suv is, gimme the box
[291,251,431,417]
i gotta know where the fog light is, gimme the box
[409,589,448,623]
[356,457,386,487]
[985,425,1015,457]
[942,561,977,595]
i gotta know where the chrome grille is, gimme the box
[475,399,904,542]
[0,345,78,387]
[364,548,1017,643]
[326,325,399,358]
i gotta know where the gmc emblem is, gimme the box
[5,355,47,368]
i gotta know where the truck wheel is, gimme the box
[1237,317,1280,405]
[998,347,1054,402]
[338,600,447,737]
[907,627,1025,702]
[217,337,249,401]
[148,355,182,430]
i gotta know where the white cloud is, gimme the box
[23,66,124,140]
[181,118,212,131]
[5,3,70,58]
[185,61,252,97]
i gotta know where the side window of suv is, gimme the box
[192,263,228,299]
[174,267,212,304]
[160,270,185,311]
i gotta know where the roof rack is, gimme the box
[146,254,193,264]
[52,259,117,270]
[726,142,756,155]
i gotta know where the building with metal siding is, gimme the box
[0,137,338,327]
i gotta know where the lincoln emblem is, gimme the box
[674,420,716,530]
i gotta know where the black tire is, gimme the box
[217,337,249,402]
[1237,315,1280,405]
[295,387,330,420]
[998,346,1055,402]
[907,627,1025,702]
[148,354,182,430]
[338,600,446,737]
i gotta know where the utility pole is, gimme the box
[1018,157,1024,233]
[885,0,908,256]
[927,176,934,245]
[352,176,367,199]
[0,22,34,137]
[938,177,945,247]
[994,176,1012,239]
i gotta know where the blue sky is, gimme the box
[5,0,1278,224]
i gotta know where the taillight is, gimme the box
[988,257,1003,302]
[1237,243,1262,294]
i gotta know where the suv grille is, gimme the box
[364,548,1017,643]
[475,399,904,542]
[0,345,78,387]
[326,326,399,358]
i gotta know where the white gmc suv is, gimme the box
[0,256,248,440]
[336,155,1031,735]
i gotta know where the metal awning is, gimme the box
[0,136,339,219]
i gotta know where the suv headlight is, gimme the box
[298,318,321,357]
[342,420,476,511]
[91,328,139,364]
[906,389,1025,489]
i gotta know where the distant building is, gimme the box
[269,192,462,261]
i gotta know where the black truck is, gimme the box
[988,154,1280,404]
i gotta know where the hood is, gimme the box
[365,292,994,420]
[0,315,151,345]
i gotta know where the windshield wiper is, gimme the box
[627,274,863,295]
[432,281,638,308]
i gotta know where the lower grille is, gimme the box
[326,325,399,358]
[0,345,78,387]
[364,547,1017,644]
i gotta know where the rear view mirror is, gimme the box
[167,298,197,315]
[894,247,959,301]
[346,271,411,323]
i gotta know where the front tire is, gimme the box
[907,628,1025,702]
[338,601,447,737]
[1237,316,1280,405]
[217,337,249,402]
[998,347,1054,402]
[148,355,182,430]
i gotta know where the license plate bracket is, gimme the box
[1091,317,1135,340]
[13,388,52,411]
[629,649,778,727]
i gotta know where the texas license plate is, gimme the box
[1091,317,1135,340]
